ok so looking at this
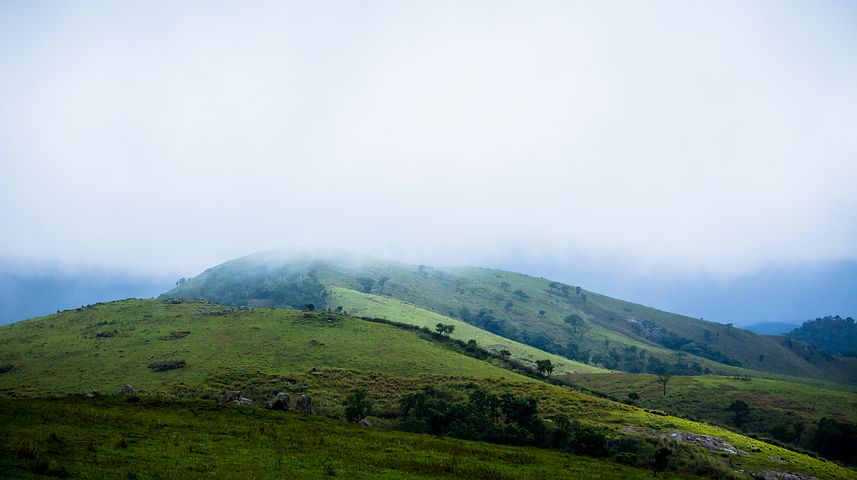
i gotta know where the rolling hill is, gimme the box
[163,250,857,384]
[1,298,854,479]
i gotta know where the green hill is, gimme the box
[163,250,857,384]
[2,299,853,479]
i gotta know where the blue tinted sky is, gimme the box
[0,1,855,324]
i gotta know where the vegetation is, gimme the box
[787,315,857,357]
[165,251,857,384]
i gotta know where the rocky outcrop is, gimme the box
[265,392,291,411]
[750,471,820,480]
[623,425,747,455]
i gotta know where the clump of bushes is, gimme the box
[147,359,186,372]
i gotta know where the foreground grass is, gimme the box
[0,396,693,480]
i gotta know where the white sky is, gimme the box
[1,1,856,276]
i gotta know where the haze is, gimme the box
[1,1,856,324]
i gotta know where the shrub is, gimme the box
[148,359,186,372]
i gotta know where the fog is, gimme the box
[1,1,856,321]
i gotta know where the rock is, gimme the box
[121,385,135,395]
[295,394,313,413]
[231,397,255,406]
[750,471,820,480]
[265,392,291,411]
[622,425,747,455]
[221,390,242,403]
[358,418,372,427]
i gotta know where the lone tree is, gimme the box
[535,359,555,378]
[656,374,672,396]
[627,391,640,405]
[726,399,750,427]
[344,388,373,423]
[435,323,455,336]
[357,277,375,293]
[304,303,316,311]
[652,447,672,476]
[538,310,546,318]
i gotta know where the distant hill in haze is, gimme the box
[163,250,857,385]
[788,315,857,357]
[743,322,800,336]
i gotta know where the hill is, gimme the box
[1,299,853,479]
[163,250,857,384]
[743,322,800,336]
[787,315,857,357]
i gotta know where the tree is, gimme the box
[356,277,375,293]
[652,447,672,476]
[504,300,514,312]
[500,281,511,291]
[377,276,390,293]
[575,286,582,295]
[513,289,529,301]
[627,391,640,405]
[548,282,559,291]
[435,323,455,336]
[500,350,512,359]
[304,303,315,311]
[656,374,671,396]
[335,306,343,313]
[560,285,570,297]
[535,359,554,378]
[564,314,589,335]
[538,310,546,318]
[726,400,750,427]
[344,388,373,422]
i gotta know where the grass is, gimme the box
[328,286,606,374]
[0,395,701,480]
[2,299,855,479]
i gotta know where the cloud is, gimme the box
[1,0,856,276]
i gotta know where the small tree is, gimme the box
[435,323,454,336]
[500,350,512,359]
[538,310,546,318]
[652,447,672,476]
[305,303,315,311]
[575,286,582,295]
[560,285,570,297]
[535,359,554,378]
[344,388,373,423]
[627,391,640,405]
[548,282,559,291]
[513,289,529,301]
[500,281,511,291]
[656,374,671,396]
[726,400,750,427]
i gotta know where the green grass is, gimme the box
[328,286,606,374]
[0,395,699,480]
[164,250,857,384]
[0,299,520,396]
[2,299,855,479]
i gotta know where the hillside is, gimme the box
[163,250,857,384]
[1,299,853,479]
[787,316,857,357]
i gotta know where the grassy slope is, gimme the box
[328,286,606,374]
[0,396,695,480]
[0,299,518,396]
[566,372,857,429]
[1,299,854,479]
[163,252,857,383]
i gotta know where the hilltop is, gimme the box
[164,250,857,384]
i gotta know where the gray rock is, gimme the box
[358,418,372,427]
[221,390,242,403]
[265,392,291,411]
[295,394,313,413]
[231,397,255,406]
[121,385,135,395]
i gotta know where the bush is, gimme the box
[344,388,373,423]
[147,359,186,372]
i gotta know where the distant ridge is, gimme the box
[743,322,800,336]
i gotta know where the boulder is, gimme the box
[221,390,242,403]
[295,394,313,413]
[231,397,255,406]
[121,385,135,395]
[358,418,372,427]
[265,392,291,411]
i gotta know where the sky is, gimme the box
[1,1,856,324]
